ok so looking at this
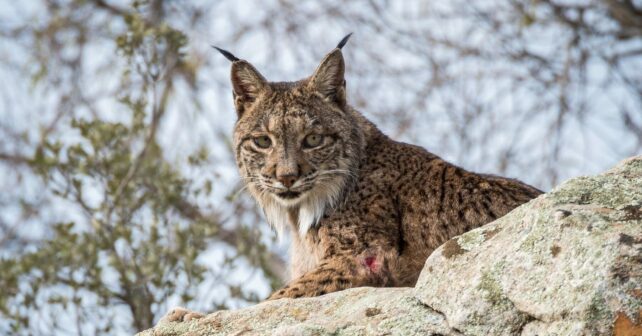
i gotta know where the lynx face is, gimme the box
[229,49,363,236]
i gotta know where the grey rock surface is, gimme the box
[138,156,642,336]
[141,287,460,336]
[416,155,642,335]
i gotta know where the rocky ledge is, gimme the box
[138,156,642,336]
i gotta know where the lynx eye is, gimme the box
[303,134,324,148]
[253,135,272,149]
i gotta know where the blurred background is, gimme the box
[0,0,640,334]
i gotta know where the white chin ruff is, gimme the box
[259,192,328,238]
[251,175,346,238]
[296,197,327,237]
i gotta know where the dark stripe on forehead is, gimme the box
[307,118,321,128]
[283,131,289,159]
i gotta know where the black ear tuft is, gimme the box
[336,33,353,50]
[211,45,240,62]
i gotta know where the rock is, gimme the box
[416,155,642,335]
[138,287,460,335]
[138,156,642,336]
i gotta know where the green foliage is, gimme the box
[1,98,222,333]
[116,13,188,59]
[0,1,281,334]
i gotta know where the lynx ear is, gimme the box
[212,46,268,117]
[230,61,267,116]
[308,49,346,106]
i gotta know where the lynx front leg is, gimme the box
[268,249,396,300]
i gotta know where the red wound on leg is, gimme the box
[363,256,379,272]
[364,256,375,267]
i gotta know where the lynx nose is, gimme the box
[277,174,298,189]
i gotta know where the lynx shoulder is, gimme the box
[215,35,542,299]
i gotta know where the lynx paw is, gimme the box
[162,306,204,323]
[267,288,291,300]
[268,286,308,300]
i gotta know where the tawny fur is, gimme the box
[224,43,542,300]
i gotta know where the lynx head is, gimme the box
[217,35,363,237]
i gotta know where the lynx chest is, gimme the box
[289,232,324,279]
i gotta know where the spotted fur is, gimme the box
[223,41,543,299]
